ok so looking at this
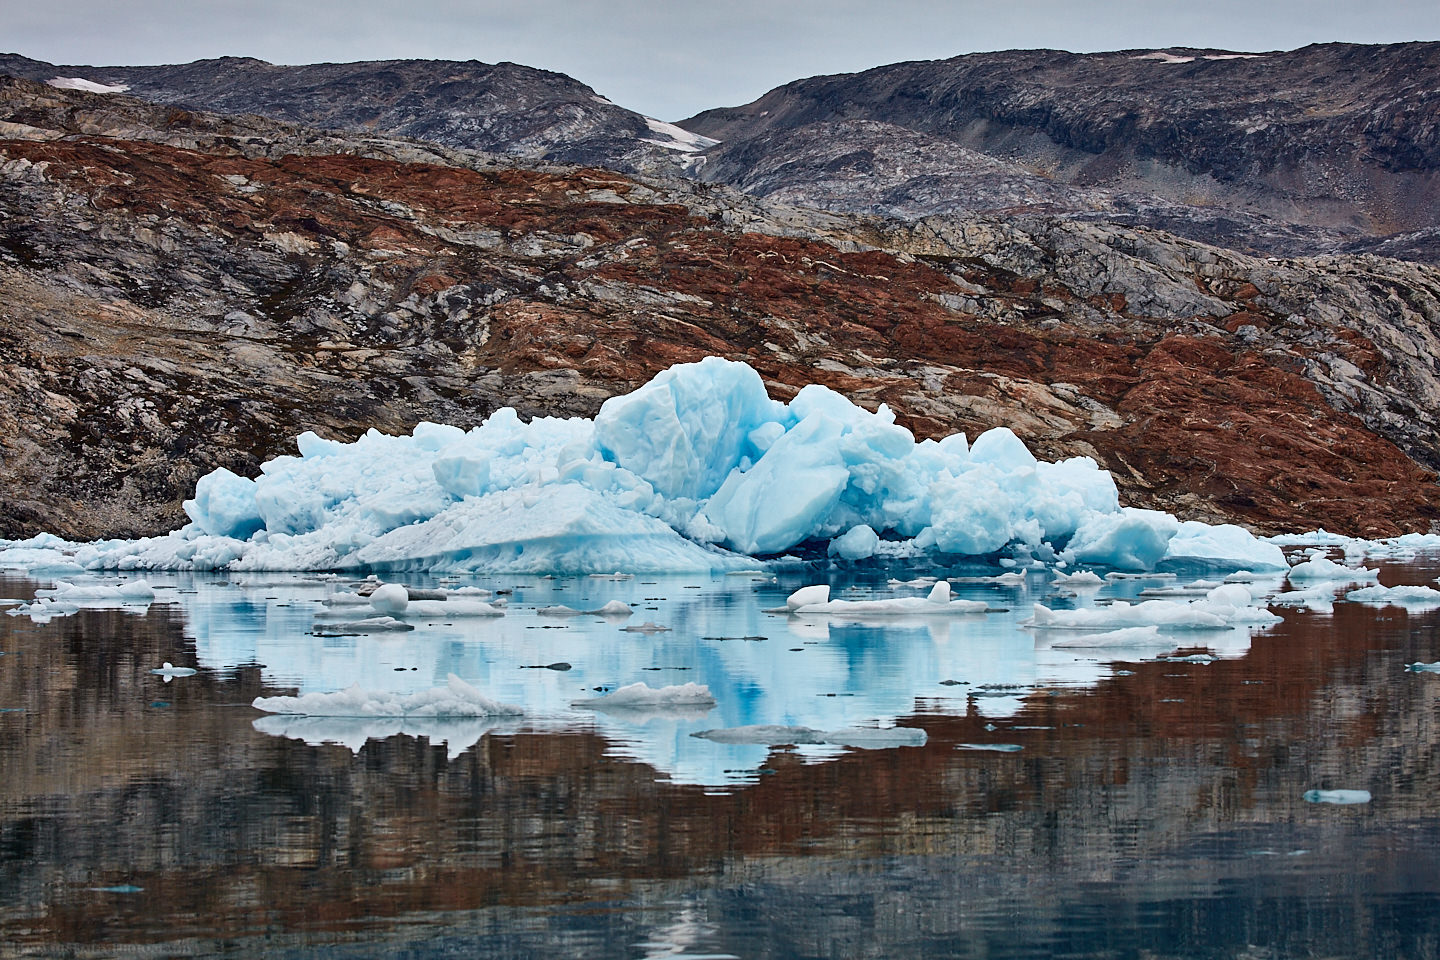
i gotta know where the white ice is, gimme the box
[786,580,991,616]
[1287,553,1379,582]
[1345,584,1440,608]
[641,117,720,153]
[1023,583,1280,631]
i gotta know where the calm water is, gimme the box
[3,558,1440,958]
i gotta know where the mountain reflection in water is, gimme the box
[3,563,1440,958]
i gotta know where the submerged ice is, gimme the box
[3,357,1290,574]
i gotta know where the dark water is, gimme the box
[3,561,1440,959]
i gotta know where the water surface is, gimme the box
[3,561,1440,958]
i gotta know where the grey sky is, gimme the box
[9,0,1440,120]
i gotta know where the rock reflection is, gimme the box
[3,571,1440,957]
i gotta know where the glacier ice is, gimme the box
[0,357,1309,574]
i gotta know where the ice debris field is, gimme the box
[0,357,1307,575]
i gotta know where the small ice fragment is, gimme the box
[1303,789,1371,805]
[620,621,671,633]
[1052,570,1105,586]
[957,743,1023,752]
[1406,661,1440,673]
[150,662,197,678]
[787,584,830,611]
[369,583,409,615]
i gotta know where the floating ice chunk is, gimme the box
[1023,584,1279,630]
[369,583,409,615]
[1406,662,1440,673]
[1303,789,1371,805]
[1287,555,1379,582]
[957,743,1024,752]
[541,599,634,618]
[950,571,1027,585]
[620,621,671,633]
[829,524,880,560]
[1048,626,1165,647]
[786,584,830,611]
[252,674,522,718]
[150,662,197,679]
[573,682,717,711]
[1345,584,1440,608]
[38,580,155,602]
[6,598,80,621]
[1052,570,1105,586]
[786,580,991,616]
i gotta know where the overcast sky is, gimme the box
[9,0,1440,120]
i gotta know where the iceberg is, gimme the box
[0,357,1296,574]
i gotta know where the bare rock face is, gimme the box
[2,77,1439,542]
[682,43,1440,261]
[0,53,703,177]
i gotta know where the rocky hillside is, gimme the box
[2,76,1440,543]
[0,53,711,176]
[682,43,1440,260]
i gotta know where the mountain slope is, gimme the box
[682,43,1440,259]
[3,77,1439,541]
[0,53,710,174]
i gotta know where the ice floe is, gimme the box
[1345,584,1440,608]
[785,580,991,616]
[1024,583,1280,631]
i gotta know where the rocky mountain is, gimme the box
[8,44,1440,261]
[0,53,711,176]
[3,76,1440,544]
[682,43,1440,260]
